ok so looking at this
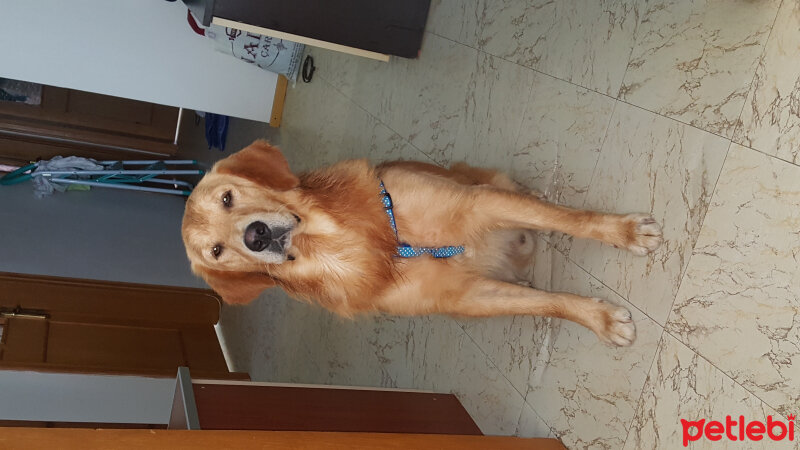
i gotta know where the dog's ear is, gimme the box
[195,266,277,304]
[215,140,299,190]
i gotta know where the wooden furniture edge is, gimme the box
[0,428,566,449]
[270,75,289,128]
[0,272,218,300]
[212,17,391,62]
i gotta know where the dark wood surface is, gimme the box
[0,273,241,380]
[193,383,483,435]
[0,429,566,449]
[0,420,166,429]
[0,272,220,326]
[0,84,179,165]
[0,86,178,142]
[185,0,431,58]
[0,133,174,168]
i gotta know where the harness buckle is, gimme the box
[382,192,393,210]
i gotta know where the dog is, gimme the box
[182,141,662,346]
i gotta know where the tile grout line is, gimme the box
[723,0,800,170]
[536,234,658,445]
[314,74,439,166]
[296,12,796,437]
[620,329,667,449]
[536,237,663,342]
[521,389,562,440]
[306,35,762,336]
[317,29,800,179]
[310,29,800,172]
[312,71,441,167]
[612,148,732,445]
[309,41,635,437]
[616,319,800,447]
[427,29,800,167]
[541,6,784,433]
[301,34,800,176]
[661,327,794,420]
[728,0,785,148]
[614,137,735,448]
[510,397,528,437]
[615,0,642,101]
[456,321,553,432]
[550,17,790,433]
[575,98,620,211]
[455,320,528,401]
[552,240,669,450]
[611,0,794,169]
[739,142,800,168]
[311,33,487,168]
[514,398,525,435]
[426,30,622,102]
[556,238,663,328]
[621,3,788,444]
[549,234,668,449]
[454,319,559,436]
[660,138,733,331]
[506,58,539,176]
[313,53,784,426]
[657,0,785,407]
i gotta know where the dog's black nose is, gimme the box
[244,221,271,252]
[244,221,291,253]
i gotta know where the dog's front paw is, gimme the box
[623,214,663,256]
[590,298,636,347]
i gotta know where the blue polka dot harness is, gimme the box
[379,181,465,258]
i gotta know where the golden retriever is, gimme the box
[182,141,662,346]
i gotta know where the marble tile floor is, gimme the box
[214,1,800,447]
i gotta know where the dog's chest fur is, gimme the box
[270,160,399,315]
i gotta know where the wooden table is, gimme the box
[168,367,481,434]
[182,0,431,61]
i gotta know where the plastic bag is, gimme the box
[206,26,305,81]
[0,78,42,105]
[32,156,103,198]
[203,112,229,151]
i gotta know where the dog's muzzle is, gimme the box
[244,221,291,253]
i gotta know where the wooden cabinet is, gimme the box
[190,381,482,434]
[0,428,568,449]
[0,273,243,380]
[163,370,566,448]
[169,368,480,434]
[184,0,432,61]
[0,85,180,166]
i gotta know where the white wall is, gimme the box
[0,370,175,424]
[0,181,205,288]
[0,0,277,122]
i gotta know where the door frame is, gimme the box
[0,272,246,380]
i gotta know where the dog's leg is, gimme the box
[467,188,662,255]
[378,260,635,346]
[381,168,660,254]
[452,278,635,346]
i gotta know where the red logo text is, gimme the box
[681,415,796,446]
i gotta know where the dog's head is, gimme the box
[182,140,300,304]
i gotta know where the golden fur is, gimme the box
[182,141,663,346]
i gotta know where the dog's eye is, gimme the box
[212,245,223,259]
[222,191,233,208]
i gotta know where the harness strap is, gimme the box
[380,181,465,259]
